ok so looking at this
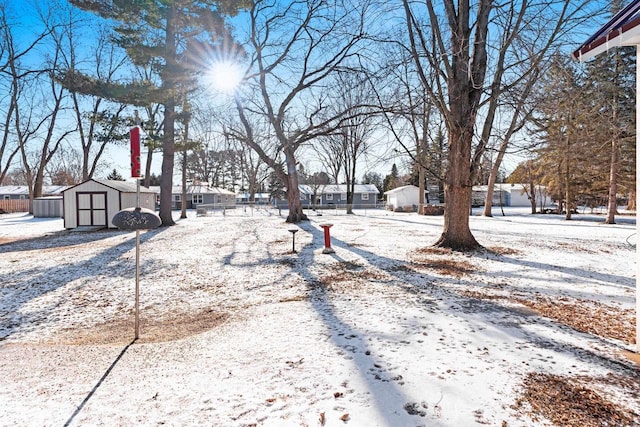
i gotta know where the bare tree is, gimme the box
[6,4,75,207]
[237,141,268,201]
[0,4,50,185]
[45,145,83,185]
[372,48,440,212]
[64,24,129,181]
[317,72,379,214]
[232,0,369,223]
[402,0,597,249]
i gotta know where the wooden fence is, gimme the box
[0,199,31,213]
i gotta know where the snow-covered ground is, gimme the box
[0,207,638,427]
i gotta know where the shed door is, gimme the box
[76,192,107,227]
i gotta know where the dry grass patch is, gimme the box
[408,257,475,279]
[55,309,229,345]
[458,290,635,344]
[518,297,635,344]
[459,289,506,301]
[317,260,390,293]
[485,246,520,256]
[555,241,599,254]
[515,372,638,427]
[278,295,308,303]
[414,247,453,256]
[408,247,478,278]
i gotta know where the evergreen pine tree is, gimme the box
[106,168,125,181]
[583,0,636,222]
[61,0,249,225]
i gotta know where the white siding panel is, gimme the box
[107,190,121,228]
[78,193,91,209]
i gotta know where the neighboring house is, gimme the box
[236,192,271,204]
[472,184,551,208]
[303,184,379,208]
[62,179,156,229]
[0,185,68,200]
[384,185,425,211]
[275,184,379,209]
[0,185,70,214]
[150,184,236,209]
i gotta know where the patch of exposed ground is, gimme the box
[514,372,639,427]
[406,247,478,278]
[460,290,636,344]
[54,309,229,345]
[316,260,390,293]
[485,246,521,256]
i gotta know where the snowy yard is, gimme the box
[0,207,638,426]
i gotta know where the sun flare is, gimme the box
[209,61,243,93]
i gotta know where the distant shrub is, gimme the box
[421,205,444,216]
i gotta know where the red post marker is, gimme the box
[130,126,141,178]
[320,223,335,254]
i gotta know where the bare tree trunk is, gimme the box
[158,4,177,226]
[605,136,619,224]
[529,182,537,214]
[180,150,187,219]
[418,136,425,214]
[628,189,636,211]
[605,101,621,224]
[346,154,357,215]
[144,149,154,187]
[284,149,307,223]
[564,145,572,220]
[483,172,497,217]
[435,127,479,250]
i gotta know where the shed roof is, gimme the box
[63,179,156,193]
[572,0,640,61]
[383,185,418,195]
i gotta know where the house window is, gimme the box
[19,195,26,200]
[300,194,306,200]
[3,195,9,200]
[341,193,347,200]
[173,194,181,202]
[326,193,333,201]
[361,193,369,201]
[192,194,203,204]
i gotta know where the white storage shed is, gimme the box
[384,185,421,211]
[62,179,157,229]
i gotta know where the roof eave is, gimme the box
[573,15,640,62]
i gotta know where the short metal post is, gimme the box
[289,229,298,253]
[134,179,140,340]
[135,229,140,340]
